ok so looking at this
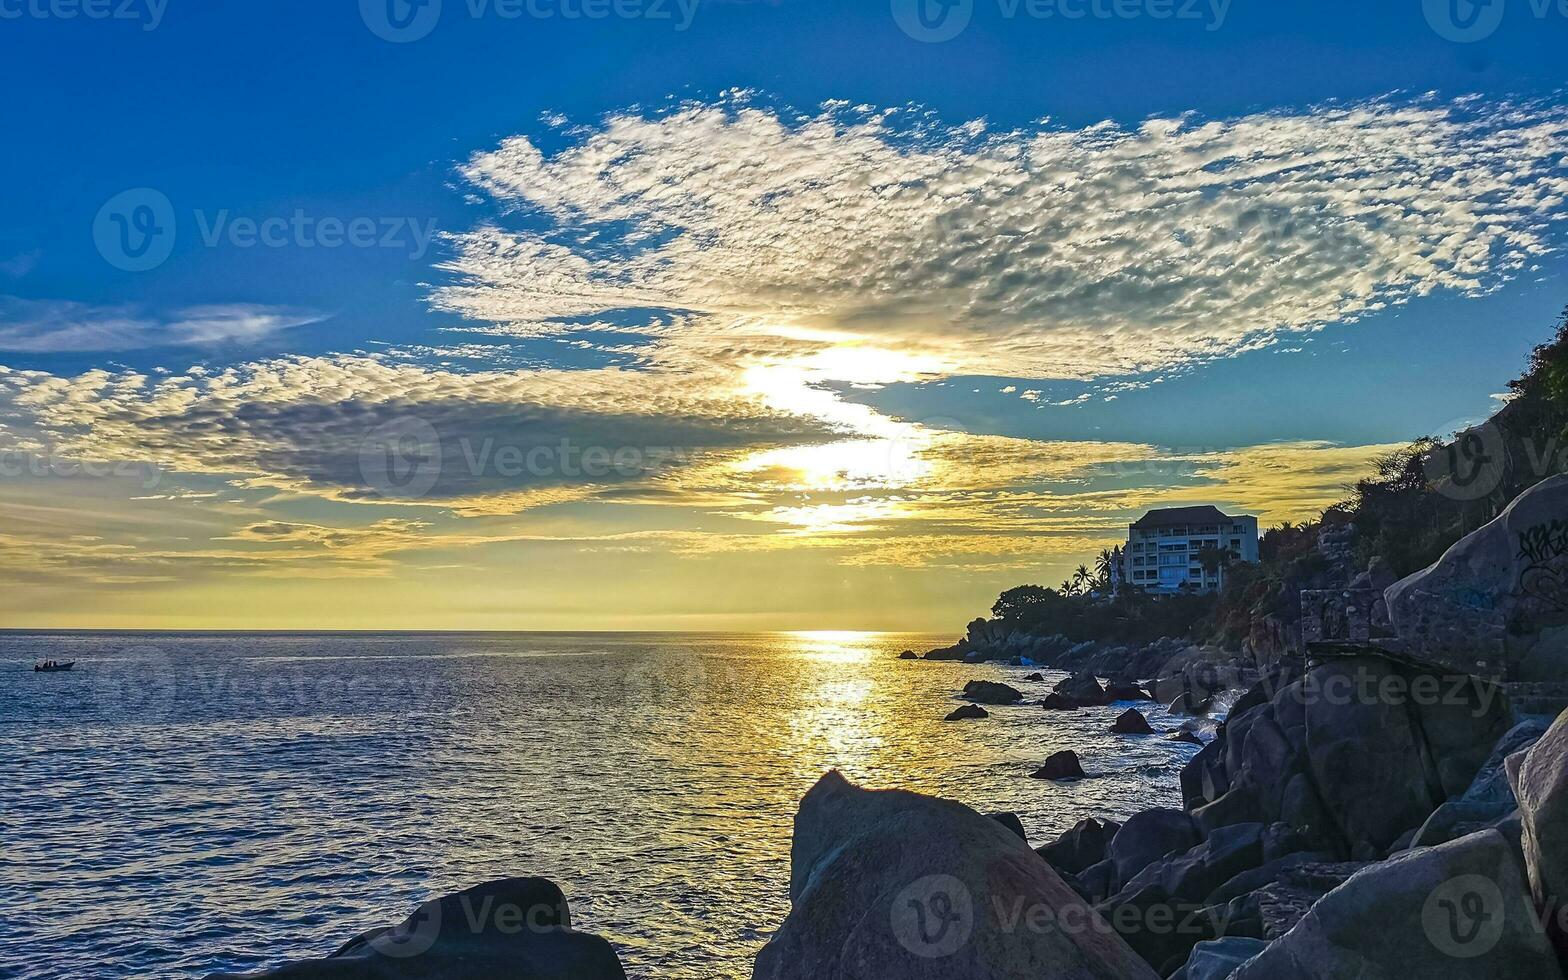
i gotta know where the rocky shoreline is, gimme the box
[212,477,1568,979]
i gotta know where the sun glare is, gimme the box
[784,629,884,663]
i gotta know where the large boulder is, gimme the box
[1408,800,1518,850]
[1056,672,1109,705]
[1098,823,1267,970]
[752,771,1161,980]
[1110,708,1155,735]
[1231,830,1562,979]
[1185,657,1511,859]
[945,704,988,721]
[1386,472,1568,681]
[1302,657,1511,856]
[1033,750,1087,781]
[1037,817,1122,876]
[960,680,1024,705]
[1106,809,1200,891]
[1118,823,1267,908]
[1467,719,1551,807]
[1103,681,1149,702]
[1409,717,1552,850]
[987,812,1027,841]
[1299,657,1446,857]
[206,878,626,979]
[1516,708,1568,923]
[1186,677,1336,851]
[1175,937,1268,980]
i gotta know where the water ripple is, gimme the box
[1,631,1197,979]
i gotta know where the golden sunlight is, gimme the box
[783,629,884,663]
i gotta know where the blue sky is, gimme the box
[5,1,1566,406]
[0,0,1565,628]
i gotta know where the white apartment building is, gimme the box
[1122,505,1260,593]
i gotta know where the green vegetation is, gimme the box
[986,304,1568,651]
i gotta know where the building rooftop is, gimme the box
[1130,505,1243,529]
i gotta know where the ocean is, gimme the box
[1,631,1204,979]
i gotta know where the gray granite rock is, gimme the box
[1515,708,1568,919]
[1178,937,1267,980]
[752,772,1160,980]
[1386,472,1568,681]
[1231,830,1562,980]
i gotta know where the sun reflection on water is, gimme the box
[782,630,883,662]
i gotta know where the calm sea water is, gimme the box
[0,631,1203,979]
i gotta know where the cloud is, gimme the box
[0,299,323,353]
[0,251,41,279]
[0,353,841,512]
[436,93,1568,381]
[0,92,1532,597]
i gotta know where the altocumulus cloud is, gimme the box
[438,92,1568,380]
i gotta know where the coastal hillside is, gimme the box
[933,305,1568,671]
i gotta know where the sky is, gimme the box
[0,0,1566,630]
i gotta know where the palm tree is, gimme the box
[1073,564,1092,594]
[1094,549,1114,589]
[1193,544,1238,590]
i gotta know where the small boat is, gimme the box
[33,660,75,672]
